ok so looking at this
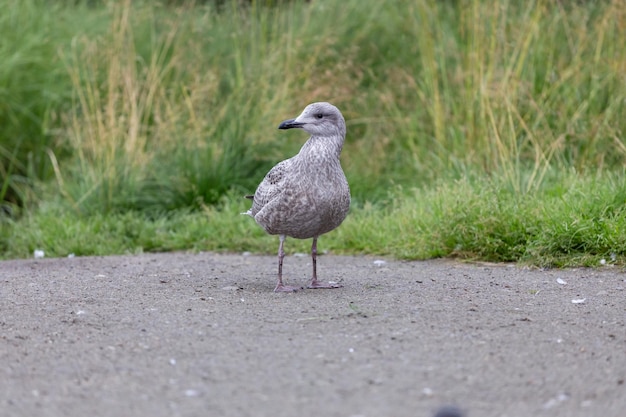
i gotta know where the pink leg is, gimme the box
[274,235,299,292]
[308,237,342,289]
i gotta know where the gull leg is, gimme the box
[308,237,342,289]
[274,235,299,292]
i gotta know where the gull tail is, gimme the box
[241,194,254,216]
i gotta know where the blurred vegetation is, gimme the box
[1,0,625,264]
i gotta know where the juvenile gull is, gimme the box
[244,102,350,292]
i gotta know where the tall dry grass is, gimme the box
[2,0,626,263]
[6,0,626,213]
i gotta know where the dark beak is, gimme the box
[278,119,304,130]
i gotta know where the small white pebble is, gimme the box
[542,392,570,409]
[348,348,354,353]
[34,249,45,259]
[600,259,606,265]
[184,389,200,397]
[67,253,75,258]
[242,251,251,256]
[169,358,176,366]
[293,252,307,257]
[422,387,434,396]
[556,278,567,285]
[571,298,586,304]
[373,260,387,266]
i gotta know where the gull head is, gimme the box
[278,102,346,138]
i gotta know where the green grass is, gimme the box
[1,0,625,266]
[2,173,625,267]
[0,0,108,209]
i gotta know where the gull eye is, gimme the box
[315,113,324,119]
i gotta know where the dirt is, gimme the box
[1,252,625,417]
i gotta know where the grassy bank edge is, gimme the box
[2,172,624,268]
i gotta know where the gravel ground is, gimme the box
[1,252,625,417]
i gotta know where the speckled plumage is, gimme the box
[244,102,350,292]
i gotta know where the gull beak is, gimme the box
[278,118,305,130]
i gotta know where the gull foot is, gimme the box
[274,283,301,293]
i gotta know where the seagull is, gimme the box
[244,102,350,292]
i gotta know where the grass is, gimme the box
[1,0,625,266]
[2,173,625,267]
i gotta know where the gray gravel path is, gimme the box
[1,252,625,417]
